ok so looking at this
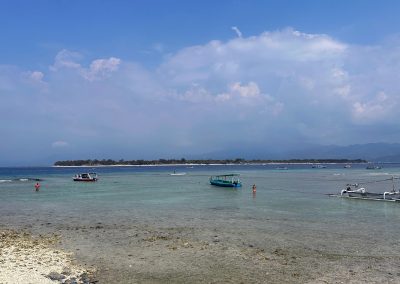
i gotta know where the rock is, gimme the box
[80,272,90,283]
[62,266,72,275]
[64,278,78,284]
[47,271,65,281]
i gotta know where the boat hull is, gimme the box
[73,178,97,182]
[210,180,242,187]
[347,191,400,200]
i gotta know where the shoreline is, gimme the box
[52,162,374,168]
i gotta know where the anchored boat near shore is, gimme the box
[337,177,400,201]
[73,173,98,182]
[209,174,242,188]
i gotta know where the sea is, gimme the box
[1,164,400,281]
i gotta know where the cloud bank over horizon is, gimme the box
[2,28,400,164]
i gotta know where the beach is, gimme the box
[2,221,399,283]
[1,165,400,283]
[0,229,94,284]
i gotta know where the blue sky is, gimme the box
[1,0,400,165]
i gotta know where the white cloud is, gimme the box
[51,49,82,71]
[230,81,260,98]
[83,57,121,81]
[51,141,69,148]
[352,91,395,123]
[50,50,121,81]
[231,26,242,38]
[30,71,44,82]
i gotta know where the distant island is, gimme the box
[54,158,367,166]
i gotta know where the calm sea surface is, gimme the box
[1,164,400,258]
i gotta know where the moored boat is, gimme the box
[276,166,288,170]
[312,164,327,168]
[210,174,242,188]
[340,177,400,201]
[366,163,382,170]
[73,172,98,182]
[170,171,186,176]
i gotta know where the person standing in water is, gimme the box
[252,184,256,193]
[34,182,40,192]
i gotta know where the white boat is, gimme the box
[339,177,400,201]
[366,163,382,170]
[344,164,351,168]
[312,164,327,168]
[73,172,98,182]
[170,171,186,176]
[276,166,288,170]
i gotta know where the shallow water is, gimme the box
[1,164,400,281]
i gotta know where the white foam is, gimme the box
[0,179,12,183]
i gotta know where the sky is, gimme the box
[1,0,400,165]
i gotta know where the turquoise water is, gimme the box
[1,164,400,257]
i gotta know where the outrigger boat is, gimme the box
[209,174,242,188]
[339,176,400,201]
[73,172,98,182]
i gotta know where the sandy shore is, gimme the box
[0,230,94,284]
[53,222,399,284]
[1,223,399,283]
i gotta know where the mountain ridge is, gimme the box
[194,143,400,162]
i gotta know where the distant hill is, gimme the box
[296,143,400,162]
[197,143,400,162]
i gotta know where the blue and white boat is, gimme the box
[209,174,242,188]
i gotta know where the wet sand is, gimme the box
[2,221,399,284]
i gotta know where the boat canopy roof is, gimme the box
[76,172,97,176]
[212,174,240,177]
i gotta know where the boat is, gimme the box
[73,172,98,182]
[344,164,351,168]
[170,171,186,176]
[276,166,288,170]
[209,174,242,188]
[366,163,382,170]
[339,177,400,201]
[312,164,327,168]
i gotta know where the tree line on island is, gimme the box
[54,158,367,166]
